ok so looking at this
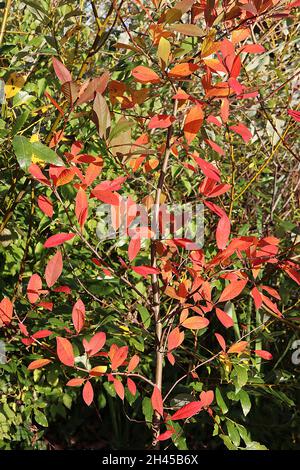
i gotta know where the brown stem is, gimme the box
[151,101,178,445]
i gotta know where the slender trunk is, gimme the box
[151,102,177,445]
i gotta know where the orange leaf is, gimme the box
[148,114,175,129]
[184,105,204,144]
[45,250,63,288]
[168,327,184,351]
[66,378,85,387]
[254,349,273,360]
[168,62,199,78]
[216,215,231,250]
[127,354,140,373]
[27,273,42,304]
[218,279,247,303]
[228,341,248,354]
[181,316,209,330]
[132,66,160,84]
[215,308,234,328]
[110,345,128,370]
[83,331,106,356]
[56,337,74,367]
[114,378,125,400]
[0,297,13,326]
[28,359,52,370]
[82,380,94,406]
[75,188,88,229]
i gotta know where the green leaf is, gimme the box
[62,393,72,410]
[216,387,228,414]
[142,397,153,428]
[12,135,33,170]
[31,141,64,166]
[226,420,241,447]
[220,434,237,450]
[34,410,48,427]
[137,305,151,329]
[233,364,248,391]
[238,390,251,416]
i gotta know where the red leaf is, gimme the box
[84,331,106,356]
[52,57,72,84]
[72,299,85,334]
[229,123,252,143]
[56,337,74,367]
[91,190,120,206]
[181,316,209,330]
[215,308,234,328]
[29,164,50,186]
[75,188,88,229]
[27,273,42,303]
[254,349,273,360]
[44,232,75,248]
[67,378,85,387]
[205,139,225,156]
[228,341,248,354]
[32,329,53,339]
[127,354,140,373]
[215,333,226,351]
[240,44,265,54]
[168,62,199,78]
[200,390,214,407]
[110,345,128,370]
[45,250,63,288]
[151,386,163,417]
[37,195,53,218]
[114,378,125,400]
[171,401,203,421]
[131,265,160,277]
[127,377,137,396]
[216,215,231,250]
[128,236,141,261]
[82,380,94,406]
[168,327,184,351]
[219,279,247,303]
[184,105,204,144]
[288,109,300,122]
[77,72,110,105]
[148,114,175,129]
[193,156,220,182]
[251,287,263,309]
[132,66,160,84]
[157,430,175,441]
[28,359,52,370]
[0,297,13,326]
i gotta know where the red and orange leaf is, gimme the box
[82,380,94,406]
[254,349,273,360]
[229,123,252,143]
[157,430,175,441]
[168,62,199,78]
[111,345,128,370]
[28,359,52,370]
[127,377,137,396]
[148,114,175,129]
[44,232,75,248]
[0,297,13,326]
[151,386,164,416]
[218,279,247,303]
[184,105,204,144]
[215,332,226,351]
[127,354,140,373]
[132,66,160,84]
[72,298,85,334]
[216,215,231,250]
[215,307,234,328]
[56,337,74,367]
[193,155,220,182]
[75,188,88,229]
[67,378,85,387]
[181,316,209,330]
[37,195,53,218]
[128,236,141,262]
[84,331,106,356]
[200,390,214,407]
[27,274,42,304]
[114,378,125,400]
[131,265,160,277]
[168,327,184,351]
[45,250,63,288]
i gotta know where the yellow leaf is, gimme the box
[158,37,171,68]
[30,134,44,165]
[4,72,26,99]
